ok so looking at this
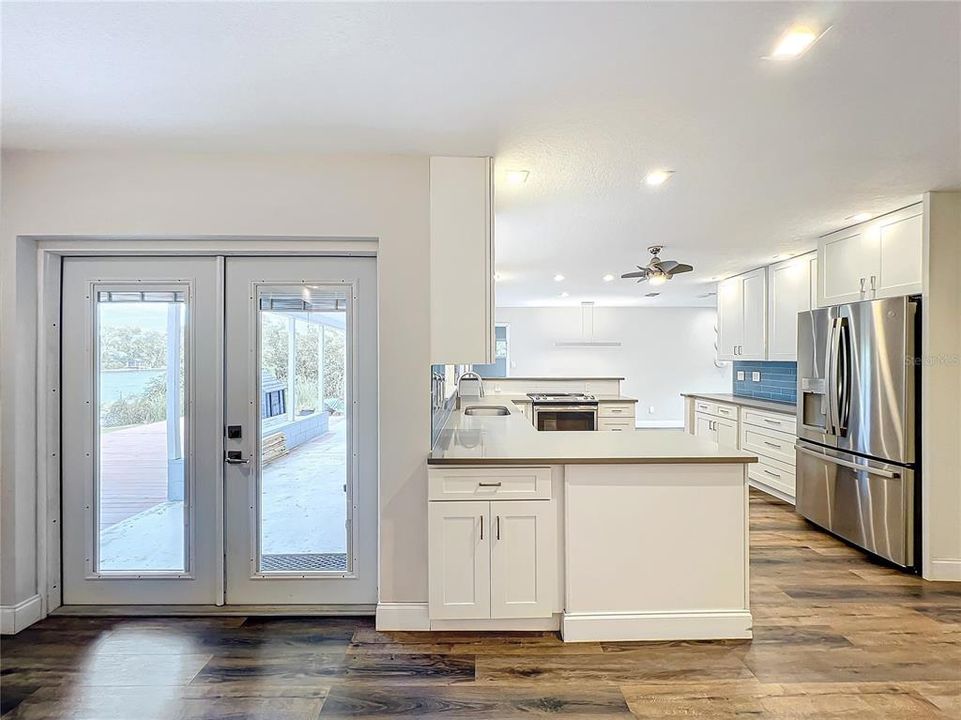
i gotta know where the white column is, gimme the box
[287,316,297,422]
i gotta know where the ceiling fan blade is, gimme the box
[665,263,694,276]
[621,270,649,279]
[655,260,679,273]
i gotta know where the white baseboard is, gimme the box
[375,602,430,631]
[561,609,753,642]
[634,420,685,429]
[430,614,560,632]
[925,559,961,582]
[1,594,44,635]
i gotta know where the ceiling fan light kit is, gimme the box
[620,245,694,285]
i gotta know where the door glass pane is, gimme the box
[258,286,349,573]
[96,291,186,572]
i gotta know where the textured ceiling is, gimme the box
[3,2,959,305]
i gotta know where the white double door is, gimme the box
[61,256,377,606]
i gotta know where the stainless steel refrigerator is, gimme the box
[796,296,920,568]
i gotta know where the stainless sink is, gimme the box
[464,405,511,416]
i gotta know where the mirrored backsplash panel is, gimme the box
[733,360,797,404]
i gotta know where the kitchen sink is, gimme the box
[464,405,511,416]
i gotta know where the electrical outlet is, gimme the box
[648,405,655,415]
[736,371,745,381]
[752,371,761,382]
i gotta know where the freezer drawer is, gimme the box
[795,442,914,567]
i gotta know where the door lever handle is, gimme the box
[224,451,250,465]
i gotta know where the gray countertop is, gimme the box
[489,393,637,403]
[490,376,625,381]
[429,399,757,466]
[682,392,796,414]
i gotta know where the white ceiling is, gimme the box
[3,2,959,306]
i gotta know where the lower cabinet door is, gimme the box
[428,501,490,620]
[490,500,555,619]
[715,417,739,449]
[694,412,716,441]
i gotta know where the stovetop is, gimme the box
[527,392,597,403]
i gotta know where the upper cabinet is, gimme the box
[717,268,767,361]
[430,156,495,365]
[818,203,922,306]
[767,252,817,361]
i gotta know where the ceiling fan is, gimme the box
[620,245,694,286]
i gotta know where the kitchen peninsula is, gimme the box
[423,397,758,642]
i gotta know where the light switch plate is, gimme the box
[736,371,745,381]
[752,371,761,382]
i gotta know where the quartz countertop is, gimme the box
[682,392,796,414]
[487,393,637,403]
[429,399,757,466]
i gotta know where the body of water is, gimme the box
[100,369,164,404]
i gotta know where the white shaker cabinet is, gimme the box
[693,411,738,449]
[430,156,495,365]
[818,203,922,306]
[717,268,767,361]
[767,252,817,360]
[428,468,555,622]
[428,500,491,620]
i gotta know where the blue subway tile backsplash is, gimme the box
[732,361,797,405]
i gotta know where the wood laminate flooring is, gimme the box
[2,490,959,719]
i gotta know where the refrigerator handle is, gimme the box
[795,444,900,479]
[836,318,851,435]
[827,317,840,435]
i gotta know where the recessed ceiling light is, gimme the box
[560,291,569,298]
[602,274,615,282]
[768,26,825,59]
[645,170,675,186]
[505,170,529,185]
[553,273,565,282]
[847,212,872,223]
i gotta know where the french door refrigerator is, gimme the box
[796,296,920,568]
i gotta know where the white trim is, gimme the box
[747,478,795,506]
[431,614,560,632]
[634,419,684,429]
[1,595,44,634]
[925,559,961,582]
[376,602,430,630]
[561,609,753,643]
[55,603,375,616]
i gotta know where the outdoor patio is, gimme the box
[98,416,347,571]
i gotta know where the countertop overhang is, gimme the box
[429,399,758,466]
[681,392,796,414]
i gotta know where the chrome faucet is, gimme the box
[457,370,485,399]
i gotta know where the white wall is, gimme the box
[495,306,731,424]
[922,191,961,581]
[0,149,431,610]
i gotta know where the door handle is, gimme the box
[795,444,900,479]
[859,277,866,295]
[224,451,250,465]
[496,515,501,540]
[870,275,876,295]
[480,514,484,540]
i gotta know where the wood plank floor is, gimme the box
[2,490,959,719]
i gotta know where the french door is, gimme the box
[60,255,377,606]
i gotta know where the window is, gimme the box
[474,323,510,378]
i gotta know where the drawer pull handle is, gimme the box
[478,481,502,487]
[480,514,484,540]
[496,515,501,540]
[762,418,782,425]
[763,469,782,478]
[763,441,781,448]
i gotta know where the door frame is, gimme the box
[35,236,378,617]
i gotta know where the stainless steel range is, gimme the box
[527,392,598,431]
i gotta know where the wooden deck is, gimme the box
[99,421,171,530]
[3,490,959,719]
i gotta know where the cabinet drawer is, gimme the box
[692,399,738,420]
[598,418,634,432]
[748,456,796,499]
[741,426,796,466]
[598,403,636,419]
[742,408,797,435]
[429,467,551,501]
